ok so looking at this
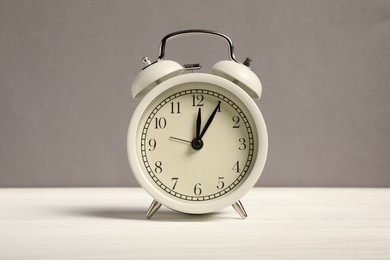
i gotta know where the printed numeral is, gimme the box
[154,117,167,129]
[194,183,202,195]
[171,177,179,190]
[192,94,204,107]
[148,138,156,151]
[232,116,240,128]
[217,177,225,190]
[232,161,241,173]
[170,102,181,114]
[154,161,163,173]
[238,138,247,150]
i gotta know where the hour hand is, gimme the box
[196,107,201,139]
[191,107,204,150]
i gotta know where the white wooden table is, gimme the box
[1,188,389,259]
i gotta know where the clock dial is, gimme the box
[136,82,258,202]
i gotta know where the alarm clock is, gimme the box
[127,29,268,219]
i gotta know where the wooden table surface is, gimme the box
[1,188,389,259]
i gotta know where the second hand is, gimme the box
[169,136,192,144]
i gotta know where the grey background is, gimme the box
[1,0,389,187]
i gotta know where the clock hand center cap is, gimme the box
[191,138,203,150]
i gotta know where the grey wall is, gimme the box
[1,0,389,187]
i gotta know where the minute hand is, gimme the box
[199,101,221,139]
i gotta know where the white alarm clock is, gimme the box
[127,30,268,219]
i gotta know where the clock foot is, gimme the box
[232,200,247,219]
[146,200,162,219]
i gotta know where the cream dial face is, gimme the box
[136,82,258,202]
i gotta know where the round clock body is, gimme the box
[127,73,267,214]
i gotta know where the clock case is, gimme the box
[128,29,267,219]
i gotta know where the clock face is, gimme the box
[135,81,259,203]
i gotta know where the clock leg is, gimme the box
[146,200,162,219]
[232,200,247,219]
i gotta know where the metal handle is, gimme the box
[157,29,238,63]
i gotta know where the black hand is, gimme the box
[199,101,221,139]
[196,107,201,139]
[191,107,204,150]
